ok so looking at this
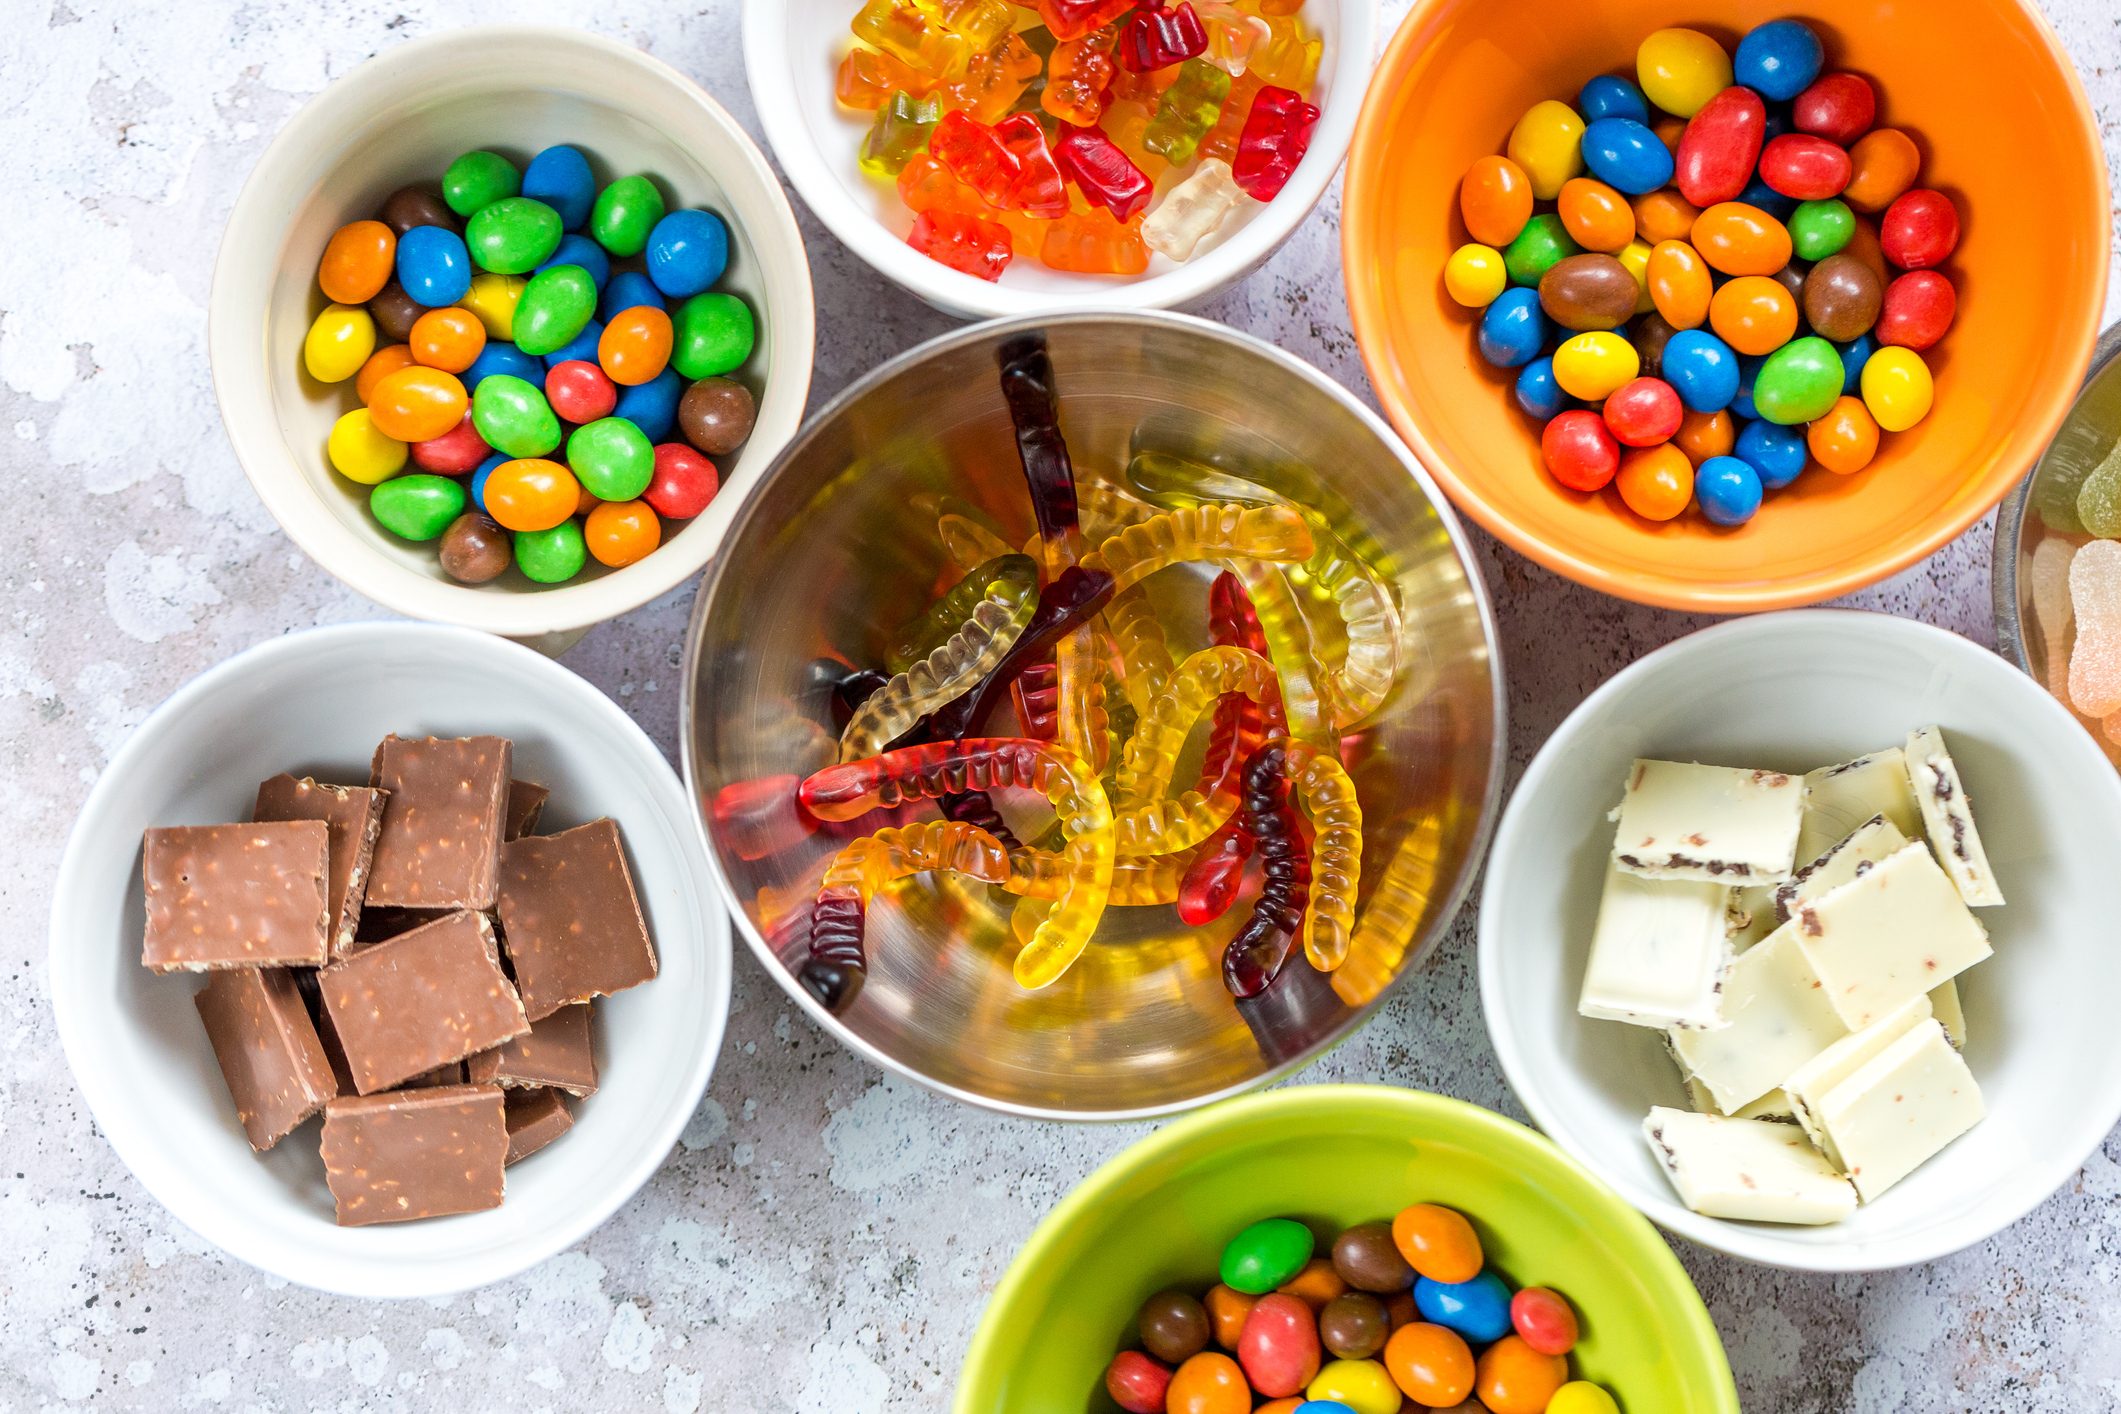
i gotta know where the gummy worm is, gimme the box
[801,821,1012,1014]
[884,552,1038,673]
[840,580,1037,763]
[939,512,1018,572]
[1084,502,1314,594]
[1112,646,1283,810]
[1222,742,1310,998]
[1248,738,1364,971]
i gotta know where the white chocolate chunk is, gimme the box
[1929,978,1966,1050]
[1726,884,1780,950]
[1797,749,1923,864]
[1669,923,1850,1113]
[1642,1107,1857,1225]
[1791,842,1992,1030]
[1578,854,1731,1029]
[1904,726,2005,907]
[1611,760,1804,885]
[1773,815,1909,922]
[1682,1069,1799,1122]
[1783,996,1934,1168]
[1812,1019,1984,1203]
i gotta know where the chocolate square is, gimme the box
[317,910,528,1094]
[252,774,387,959]
[142,821,330,971]
[505,780,550,840]
[503,1088,573,1165]
[320,1084,507,1225]
[498,819,658,1020]
[466,1003,597,1096]
[365,735,511,910]
[194,968,336,1150]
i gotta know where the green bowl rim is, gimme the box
[952,1082,1740,1412]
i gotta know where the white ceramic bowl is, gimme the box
[48,623,732,1298]
[210,27,815,640]
[743,1,1373,318]
[1479,610,2121,1271]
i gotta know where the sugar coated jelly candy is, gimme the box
[1221,1217,1315,1294]
[1636,28,1732,118]
[2071,541,2121,716]
[303,303,375,384]
[1505,99,1584,200]
[1142,158,1245,263]
[1860,345,1934,431]
[1580,116,1672,196]
[442,150,519,216]
[1460,155,1534,248]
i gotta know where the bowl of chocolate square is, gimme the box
[48,621,730,1297]
[1478,609,2121,1270]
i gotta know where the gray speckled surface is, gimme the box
[5,1,2119,1409]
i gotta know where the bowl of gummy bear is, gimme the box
[211,26,815,639]
[1342,0,2108,613]
[743,0,1375,318]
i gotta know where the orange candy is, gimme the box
[1709,275,1800,355]
[408,306,487,374]
[1383,1323,1475,1407]
[1205,1284,1257,1350]
[482,458,581,533]
[1459,155,1534,248]
[1473,1335,1569,1414]
[1631,189,1700,246]
[599,306,674,386]
[355,343,417,404]
[1276,1259,1347,1312]
[1616,443,1693,520]
[1652,115,1686,155]
[1646,239,1712,328]
[1691,202,1793,276]
[1165,1351,1250,1414]
[1556,178,1634,253]
[1844,128,1921,212]
[585,499,662,567]
[365,366,466,443]
[1843,215,1890,285]
[1255,1402,1305,1414]
[1808,396,1883,474]
[1673,408,1737,465]
[575,480,602,517]
[318,219,396,305]
[1389,1204,1482,1284]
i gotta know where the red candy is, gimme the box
[1040,0,1133,42]
[1602,377,1683,448]
[1509,1287,1580,1357]
[1541,410,1621,492]
[932,110,1022,210]
[1055,127,1153,221]
[1673,86,1766,207]
[1757,134,1852,201]
[1232,86,1321,202]
[908,210,1013,281]
[408,411,490,473]
[1876,270,1957,351]
[1104,1350,1172,1414]
[1118,1,1206,72]
[545,359,618,424]
[644,442,720,520]
[1178,822,1252,926]
[1236,1293,1322,1398]
[995,112,1071,218]
[1792,72,1877,146]
[1879,188,1960,270]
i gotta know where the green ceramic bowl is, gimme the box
[955,1085,1737,1412]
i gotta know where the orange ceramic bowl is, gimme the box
[1344,1,2108,612]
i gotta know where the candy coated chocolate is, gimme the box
[466,1002,598,1096]
[497,818,658,1020]
[1318,1292,1391,1360]
[367,282,423,344]
[252,773,386,959]
[1802,252,1882,342]
[381,184,461,237]
[678,376,757,457]
[318,909,528,1093]
[194,967,338,1150]
[1537,254,1638,332]
[1332,1221,1415,1292]
[366,734,511,909]
[320,1083,506,1226]
[142,820,330,971]
[438,513,512,585]
[504,779,550,841]
[1139,1289,1212,1364]
[504,1087,574,1164]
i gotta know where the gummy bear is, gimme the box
[1141,157,1246,262]
[837,46,937,110]
[1196,70,1263,164]
[919,0,1018,48]
[1041,207,1150,274]
[1231,84,1318,200]
[851,0,973,78]
[1245,9,1321,90]
[936,31,1043,124]
[1043,19,1121,127]
[1120,2,1208,72]
[996,112,1071,218]
[1143,57,1233,164]
[1038,0,1134,42]
[1054,126,1153,221]
[860,89,944,178]
[931,109,1021,208]
[908,209,1015,281]
[1195,1,1272,76]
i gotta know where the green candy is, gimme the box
[369,474,466,541]
[443,150,520,217]
[1503,214,1581,287]
[1753,336,1846,425]
[591,175,666,258]
[466,197,564,275]
[1788,199,1855,262]
[671,293,757,380]
[471,374,562,458]
[567,417,655,501]
[514,264,599,356]
[1218,1217,1315,1295]
[515,519,587,583]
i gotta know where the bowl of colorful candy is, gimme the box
[1342,2,2107,612]
[744,0,1374,318]
[681,311,1503,1119]
[210,26,814,640]
[954,1084,1738,1411]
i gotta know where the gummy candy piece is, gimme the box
[838,578,1037,762]
[908,210,1014,281]
[996,113,1070,218]
[1005,843,1190,907]
[1197,71,1265,165]
[1085,502,1314,593]
[712,774,817,862]
[1222,741,1310,997]
[938,510,1018,569]
[1196,2,1272,77]
[932,110,1023,209]
[801,821,1013,1012]
[1041,208,1150,274]
[852,0,973,77]
[837,46,938,110]
[1143,58,1233,165]
[886,552,1039,672]
[1231,84,1318,201]
[1043,18,1122,127]
[1330,813,1444,1008]
[1245,9,1321,90]
[1178,819,1253,926]
[861,90,944,178]
[1101,580,1177,714]
[1281,742,1363,971]
[1142,158,1247,262]
[1113,646,1283,809]
[924,566,1116,741]
[2078,438,2121,538]
[1055,127,1153,222]
[1120,2,1208,72]
[2069,539,2121,717]
[1078,477,1160,540]
[1038,0,1133,41]
[1101,100,1172,181]
[919,0,1018,48]
[936,31,1043,124]
[1012,660,1060,738]
[2029,537,2077,702]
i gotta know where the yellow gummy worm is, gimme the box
[820,820,1013,900]
[838,580,1037,762]
[1285,742,1364,972]
[1084,502,1314,594]
[1004,843,1190,907]
[1112,646,1282,810]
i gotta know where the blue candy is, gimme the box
[1514,357,1569,420]
[469,452,509,515]
[1477,288,1548,368]
[1292,1404,1357,1414]
[1735,19,1824,102]
[1696,455,1765,525]
[1737,174,1797,221]
[396,225,471,307]
[463,341,545,390]
[1413,1272,1513,1345]
[1735,418,1809,490]
[1662,330,1741,412]
[613,366,683,442]
[537,234,611,291]
[1577,73,1650,125]
[645,210,730,299]
[1580,117,1673,196]
[1732,355,1766,421]
[1837,333,1877,394]
[543,318,605,371]
[521,144,597,230]
[599,271,666,323]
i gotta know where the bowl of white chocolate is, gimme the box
[1479,609,2121,1271]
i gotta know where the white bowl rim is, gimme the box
[47,620,734,1298]
[739,0,1376,319]
[680,305,1509,1123]
[1478,607,2121,1271]
[207,24,817,639]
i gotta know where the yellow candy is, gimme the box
[1637,27,1732,118]
[302,303,375,384]
[1505,99,1585,200]
[1444,243,1508,307]
[1305,1358,1401,1414]
[1548,1382,1623,1414]
[459,271,525,341]
[326,408,408,485]
[1860,345,1934,432]
[1616,238,1656,314]
[1552,331,1640,400]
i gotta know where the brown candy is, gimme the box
[1537,254,1638,332]
[1137,1289,1210,1365]
[1318,1291,1390,1360]
[679,377,757,457]
[142,821,331,971]
[368,282,423,343]
[496,818,658,1020]
[1330,1221,1414,1293]
[1802,252,1883,342]
[252,773,386,959]
[1771,259,1809,304]
[439,513,512,585]
[503,1087,574,1165]
[1632,311,1678,379]
[320,1084,506,1226]
[381,184,460,236]
[194,967,338,1150]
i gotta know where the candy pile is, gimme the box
[2027,419,2121,760]
[304,145,760,585]
[1104,1204,1618,1414]
[1448,18,1959,525]
[838,0,1322,281]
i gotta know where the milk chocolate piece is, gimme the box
[365,735,511,909]
[252,774,387,959]
[498,819,658,1020]
[320,1084,507,1226]
[466,1003,597,1095]
[504,1087,574,1164]
[194,968,337,1150]
[142,821,330,971]
[505,780,550,840]
[317,910,528,1094]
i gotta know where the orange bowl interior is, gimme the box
[1344,0,2109,612]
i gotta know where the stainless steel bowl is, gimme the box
[680,311,1505,1120]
